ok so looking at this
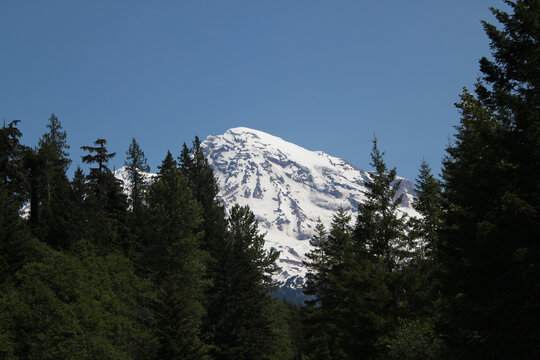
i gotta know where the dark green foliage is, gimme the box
[267,300,297,360]
[177,138,229,349]
[303,139,410,360]
[124,138,150,259]
[80,138,128,253]
[30,114,74,249]
[303,211,354,360]
[409,160,443,258]
[356,137,409,271]
[81,138,115,179]
[2,121,297,359]
[344,138,409,358]
[158,150,177,173]
[178,137,227,256]
[145,165,209,359]
[125,137,150,211]
[209,204,280,360]
[384,318,442,360]
[0,240,157,359]
[0,120,28,206]
[0,121,34,283]
[437,1,540,357]
[402,160,443,320]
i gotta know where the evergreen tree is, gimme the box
[177,137,229,350]
[80,138,128,253]
[0,241,158,359]
[356,137,408,272]
[302,138,411,359]
[410,160,443,258]
[124,137,150,211]
[178,137,227,254]
[81,138,114,172]
[340,138,408,359]
[0,121,34,283]
[158,150,177,173]
[303,210,354,360]
[384,160,444,360]
[438,1,540,357]
[0,120,28,205]
[401,160,444,321]
[31,114,74,248]
[210,204,279,360]
[68,167,89,246]
[124,138,150,258]
[145,164,209,359]
[267,300,297,360]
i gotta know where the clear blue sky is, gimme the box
[1,0,501,180]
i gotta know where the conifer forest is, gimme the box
[1,1,539,359]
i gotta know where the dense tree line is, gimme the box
[0,117,300,359]
[302,1,539,359]
[1,1,538,358]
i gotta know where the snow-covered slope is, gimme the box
[114,127,418,294]
[201,127,418,290]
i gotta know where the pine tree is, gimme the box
[303,210,354,360]
[0,120,34,283]
[177,137,229,351]
[339,138,408,359]
[81,138,116,192]
[303,219,328,305]
[410,160,443,258]
[302,139,409,359]
[124,137,149,211]
[80,138,128,253]
[356,137,409,271]
[438,1,540,357]
[145,164,209,359]
[384,160,444,360]
[0,241,158,359]
[31,114,74,248]
[124,138,150,258]
[210,204,280,360]
[158,150,177,173]
[0,120,28,205]
[178,137,227,251]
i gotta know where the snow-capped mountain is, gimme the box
[115,127,418,297]
[201,127,418,291]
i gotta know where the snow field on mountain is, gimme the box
[203,127,419,289]
[114,127,419,290]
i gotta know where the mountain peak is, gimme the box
[202,128,418,290]
[116,128,418,295]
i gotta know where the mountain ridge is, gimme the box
[201,127,418,291]
[115,127,418,294]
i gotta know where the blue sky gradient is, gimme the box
[1,1,501,180]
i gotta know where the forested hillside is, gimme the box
[1,1,538,359]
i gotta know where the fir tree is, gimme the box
[356,137,408,271]
[124,138,150,258]
[410,160,443,258]
[0,120,34,284]
[177,137,229,350]
[145,164,209,359]
[158,150,177,174]
[31,114,74,248]
[438,1,540,357]
[303,210,354,360]
[0,120,28,205]
[210,204,279,360]
[124,137,149,211]
[80,138,128,253]
[340,138,408,359]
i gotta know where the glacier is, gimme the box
[114,127,419,296]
